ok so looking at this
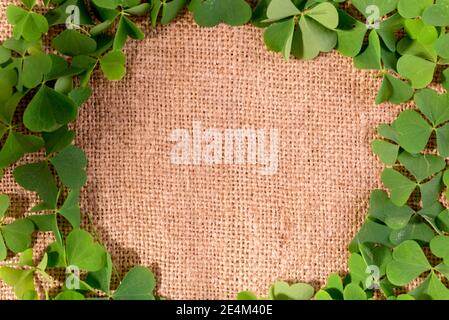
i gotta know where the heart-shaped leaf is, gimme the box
[371,139,399,165]
[13,161,58,208]
[397,54,436,89]
[113,266,156,300]
[269,281,314,300]
[392,110,432,154]
[0,219,35,253]
[354,30,381,70]
[52,30,97,56]
[66,229,106,272]
[189,0,252,27]
[398,151,446,182]
[100,50,126,81]
[263,18,295,60]
[381,168,417,206]
[398,0,433,18]
[0,131,43,169]
[415,89,449,127]
[266,0,300,21]
[50,145,87,189]
[386,240,431,286]
[23,85,78,133]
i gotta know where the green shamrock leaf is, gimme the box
[435,33,449,59]
[351,0,398,17]
[263,18,295,60]
[351,219,393,248]
[381,168,417,206]
[376,74,414,105]
[21,52,52,89]
[386,240,431,286]
[189,0,252,27]
[430,235,449,264]
[410,272,449,300]
[236,291,258,300]
[100,50,126,81]
[112,266,156,300]
[293,15,337,60]
[50,145,87,190]
[398,0,433,19]
[348,253,368,287]
[336,10,367,58]
[0,131,43,169]
[6,5,48,41]
[57,190,81,228]
[392,110,433,154]
[0,194,10,221]
[368,190,414,230]
[404,19,438,45]
[423,3,449,26]
[86,253,113,294]
[371,139,399,165]
[265,0,300,21]
[354,30,381,70]
[343,283,367,300]
[415,89,449,127]
[1,219,35,254]
[42,125,75,155]
[269,281,314,300]
[13,161,58,208]
[23,85,78,132]
[52,30,97,56]
[0,267,36,300]
[54,290,85,300]
[28,214,62,246]
[66,229,106,272]
[397,54,436,89]
[150,0,186,27]
[397,151,445,183]
[389,216,434,245]
[113,16,145,50]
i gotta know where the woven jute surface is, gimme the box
[0,1,402,299]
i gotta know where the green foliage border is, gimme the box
[1,0,449,300]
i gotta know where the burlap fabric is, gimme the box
[0,1,403,299]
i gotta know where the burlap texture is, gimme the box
[0,1,403,299]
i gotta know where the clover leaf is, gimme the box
[392,110,432,154]
[112,266,156,300]
[381,168,417,206]
[386,240,431,286]
[398,0,433,19]
[113,16,144,50]
[52,30,97,56]
[343,283,367,300]
[375,74,414,105]
[6,5,48,41]
[397,54,436,89]
[430,235,449,264]
[150,0,186,27]
[415,89,449,127]
[410,272,449,300]
[371,139,399,165]
[189,0,252,27]
[1,219,35,254]
[354,30,381,70]
[23,85,78,133]
[269,281,314,300]
[0,267,36,300]
[351,0,398,18]
[0,131,43,169]
[65,229,106,272]
[423,3,449,26]
[13,161,59,209]
[397,151,445,183]
[50,145,87,190]
[100,50,126,81]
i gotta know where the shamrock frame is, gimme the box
[1,0,449,300]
